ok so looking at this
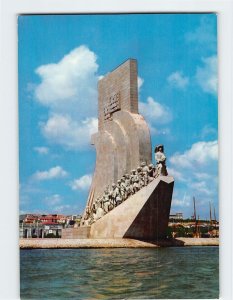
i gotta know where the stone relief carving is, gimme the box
[103,92,120,120]
[83,157,168,225]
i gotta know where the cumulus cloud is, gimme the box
[33,166,68,181]
[195,55,217,95]
[35,46,98,116]
[40,114,98,150]
[34,146,49,155]
[170,140,218,168]
[169,140,218,218]
[34,45,99,150]
[139,97,172,125]
[167,71,189,89]
[70,174,92,191]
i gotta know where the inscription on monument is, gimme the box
[103,92,120,120]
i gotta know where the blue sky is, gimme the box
[19,14,218,219]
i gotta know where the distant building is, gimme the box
[169,213,183,221]
[19,213,79,238]
[19,222,63,239]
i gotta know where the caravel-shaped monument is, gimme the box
[84,59,152,215]
[62,59,174,240]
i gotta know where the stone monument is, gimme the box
[62,59,174,240]
[84,59,152,215]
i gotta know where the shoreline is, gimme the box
[20,237,219,249]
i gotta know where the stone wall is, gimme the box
[62,227,91,239]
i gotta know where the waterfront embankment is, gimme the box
[20,237,219,249]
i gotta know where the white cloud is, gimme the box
[167,167,186,182]
[170,140,218,168]
[167,71,189,89]
[70,174,92,191]
[196,55,217,95]
[169,140,218,218]
[190,181,213,196]
[200,124,217,139]
[185,15,217,52]
[40,114,98,150]
[139,97,172,125]
[33,166,68,181]
[44,194,62,205]
[138,76,144,92]
[35,46,98,117]
[34,45,99,150]
[194,172,211,180]
[34,146,49,155]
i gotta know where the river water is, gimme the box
[20,246,218,299]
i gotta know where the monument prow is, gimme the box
[90,176,174,239]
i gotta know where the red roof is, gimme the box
[42,222,59,225]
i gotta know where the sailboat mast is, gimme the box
[193,197,196,220]
[214,206,217,229]
[193,197,198,237]
[209,201,212,226]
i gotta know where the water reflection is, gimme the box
[21,247,219,299]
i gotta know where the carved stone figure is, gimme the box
[111,183,118,207]
[148,164,155,182]
[154,145,168,177]
[102,189,111,213]
[124,174,131,197]
[83,158,167,224]
[137,167,144,188]
[130,169,140,193]
[95,197,101,208]
[82,150,169,224]
[81,155,170,225]
[128,172,134,195]
[95,206,105,221]
[116,180,123,205]
[120,178,127,201]
[141,162,149,186]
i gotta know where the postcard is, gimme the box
[19,13,218,299]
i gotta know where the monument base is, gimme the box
[62,226,91,239]
[90,176,174,239]
[62,176,174,240]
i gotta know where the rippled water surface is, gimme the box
[20,247,218,299]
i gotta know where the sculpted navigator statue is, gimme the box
[154,145,168,177]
